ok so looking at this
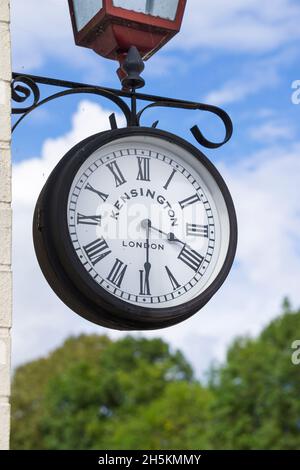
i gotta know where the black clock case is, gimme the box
[33,127,238,331]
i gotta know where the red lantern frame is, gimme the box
[68,0,187,62]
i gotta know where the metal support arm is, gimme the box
[11,72,233,149]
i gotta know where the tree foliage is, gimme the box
[209,300,300,449]
[11,335,207,449]
[11,301,300,450]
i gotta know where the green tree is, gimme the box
[109,381,214,449]
[11,301,300,450]
[11,335,111,449]
[11,335,211,449]
[209,301,300,449]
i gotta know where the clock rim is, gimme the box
[33,127,238,329]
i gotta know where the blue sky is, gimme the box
[10,0,300,377]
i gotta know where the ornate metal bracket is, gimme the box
[11,67,233,149]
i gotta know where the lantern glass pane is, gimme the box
[73,0,103,31]
[112,0,179,21]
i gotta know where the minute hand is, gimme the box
[143,222,151,295]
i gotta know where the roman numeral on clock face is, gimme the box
[77,213,102,226]
[178,244,204,272]
[163,169,176,190]
[186,223,209,238]
[85,183,108,202]
[165,266,181,290]
[107,258,127,288]
[179,193,201,209]
[83,237,111,266]
[139,268,151,296]
[137,157,150,181]
[106,161,126,187]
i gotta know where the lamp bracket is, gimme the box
[11,72,233,149]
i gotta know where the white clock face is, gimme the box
[67,134,230,308]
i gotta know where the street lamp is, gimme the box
[68,0,186,64]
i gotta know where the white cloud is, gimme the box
[13,100,125,207]
[11,101,300,378]
[204,70,275,106]
[249,120,295,142]
[10,0,107,82]
[203,48,298,106]
[11,0,71,70]
[178,0,300,54]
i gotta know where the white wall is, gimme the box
[0,0,11,451]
